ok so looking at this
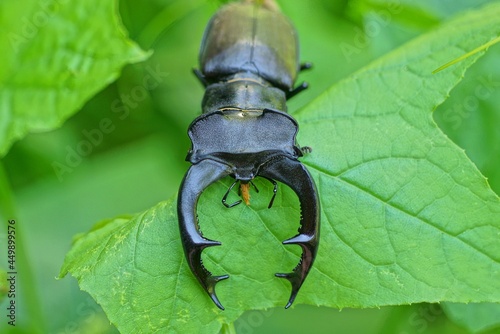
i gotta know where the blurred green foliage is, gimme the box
[0,0,499,333]
[0,0,149,156]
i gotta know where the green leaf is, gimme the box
[0,0,150,157]
[59,199,246,333]
[59,2,500,333]
[433,37,500,334]
[442,303,500,333]
[294,2,500,308]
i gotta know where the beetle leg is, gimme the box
[260,177,278,209]
[222,180,242,208]
[177,159,231,310]
[192,68,208,87]
[287,63,312,99]
[250,180,259,193]
[299,145,313,155]
[259,157,320,308]
[300,62,312,71]
[286,81,309,99]
[268,179,277,209]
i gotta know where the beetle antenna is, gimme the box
[222,180,242,208]
[261,178,277,209]
[250,180,259,193]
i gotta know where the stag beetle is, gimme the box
[177,0,319,310]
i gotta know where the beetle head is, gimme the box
[178,108,319,310]
[186,108,299,165]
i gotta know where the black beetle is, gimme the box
[177,0,319,310]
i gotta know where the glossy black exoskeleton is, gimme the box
[177,0,319,310]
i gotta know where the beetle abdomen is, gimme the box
[199,2,300,90]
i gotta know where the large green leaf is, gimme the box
[59,2,500,333]
[293,3,500,307]
[0,0,149,156]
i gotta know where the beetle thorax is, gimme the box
[202,72,287,114]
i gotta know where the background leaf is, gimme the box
[0,0,149,156]
[59,2,500,333]
[442,303,500,333]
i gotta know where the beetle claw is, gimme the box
[274,271,301,309]
[205,274,230,310]
[186,237,229,310]
[259,157,320,308]
[178,159,231,309]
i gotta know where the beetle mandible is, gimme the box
[177,0,319,310]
